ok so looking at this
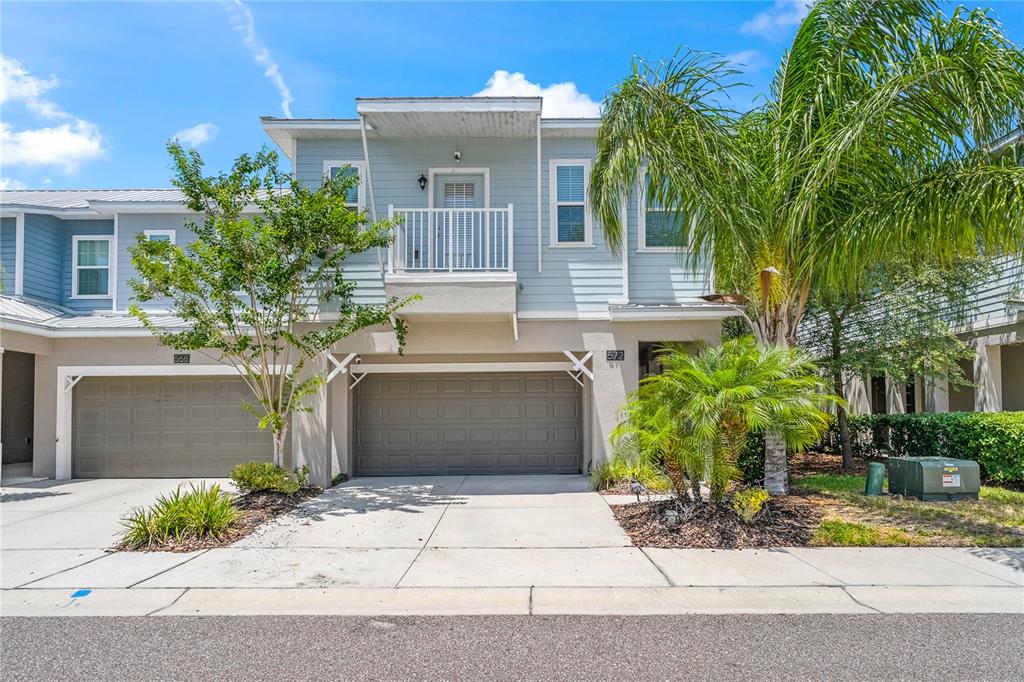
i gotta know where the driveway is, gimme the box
[0,478,229,589]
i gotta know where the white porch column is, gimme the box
[885,376,906,414]
[974,341,1003,412]
[924,375,950,413]
[291,352,333,488]
[843,372,871,416]
[330,368,352,479]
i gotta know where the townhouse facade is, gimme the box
[0,97,731,486]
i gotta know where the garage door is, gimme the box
[73,377,274,478]
[354,372,582,475]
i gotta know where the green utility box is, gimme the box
[886,457,980,501]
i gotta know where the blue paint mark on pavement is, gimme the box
[71,589,92,598]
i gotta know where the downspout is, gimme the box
[360,114,382,271]
[14,212,24,296]
[536,114,543,273]
[619,198,629,303]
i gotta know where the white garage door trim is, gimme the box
[55,364,289,480]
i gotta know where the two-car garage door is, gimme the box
[71,370,584,478]
[73,377,273,478]
[353,372,583,476]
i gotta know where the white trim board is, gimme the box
[351,362,575,375]
[427,167,491,209]
[70,235,115,300]
[14,213,25,296]
[548,158,593,247]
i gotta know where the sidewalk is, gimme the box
[3,546,1021,617]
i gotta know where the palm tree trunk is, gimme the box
[659,456,692,499]
[763,316,791,495]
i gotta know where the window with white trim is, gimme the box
[549,159,592,246]
[143,229,176,244]
[72,236,113,298]
[639,175,690,251]
[323,160,366,210]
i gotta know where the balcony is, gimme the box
[385,205,517,319]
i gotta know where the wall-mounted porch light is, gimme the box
[417,173,428,191]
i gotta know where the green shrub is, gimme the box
[732,488,770,524]
[120,483,239,549]
[737,433,765,484]
[826,412,1024,483]
[230,461,301,495]
[590,454,672,493]
[331,472,350,486]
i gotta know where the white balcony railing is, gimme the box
[388,205,513,274]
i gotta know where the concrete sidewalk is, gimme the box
[2,546,1020,617]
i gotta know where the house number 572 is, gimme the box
[606,350,625,362]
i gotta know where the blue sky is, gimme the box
[1,1,1021,189]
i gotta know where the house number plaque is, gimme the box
[173,354,191,364]
[606,350,625,362]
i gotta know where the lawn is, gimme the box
[793,473,1024,547]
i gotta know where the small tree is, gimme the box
[801,256,996,468]
[613,338,837,504]
[129,142,414,466]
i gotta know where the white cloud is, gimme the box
[0,121,104,173]
[740,0,811,39]
[0,54,106,174]
[225,0,294,118]
[173,122,219,147]
[474,70,601,118]
[0,177,28,190]
[726,49,765,71]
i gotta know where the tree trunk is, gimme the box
[763,319,791,496]
[831,367,854,470]
[272,427,288,468]
[659,456,692,499]
[763,430,788,495]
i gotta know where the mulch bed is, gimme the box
[790,450,870,476]
[611,494,827,549]
[118,487,321,553]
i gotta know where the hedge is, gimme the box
[824,412,1024,484]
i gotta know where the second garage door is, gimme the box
[353,372,582,475]
[73,376,275,478]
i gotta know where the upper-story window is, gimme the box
[639,175,690,252]
[72,235,112,298]
[144,229,176,244]
[549,159,592,247]
[323,160,366,210]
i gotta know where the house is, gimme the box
[840,253,1024,416]
[0,96,731,486]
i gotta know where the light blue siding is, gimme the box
[116,212,199,311]
[0,218,14,294]
[23,214,62,303]
[295,134,714,313]
[625,195,712,305]
[960,254,1022,330]
[61,220,115,312]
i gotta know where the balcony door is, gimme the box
[434,174,483,270]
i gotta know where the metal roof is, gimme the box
[0,296,188,337]
[0,189,188,212]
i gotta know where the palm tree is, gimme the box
[591,0,1024,493]
[613,338,837,504]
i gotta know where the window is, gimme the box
[72,236,112,298]
[143,229,176,244]
[323,160,365,210]
[549,159,592,246]
[639,175,690,251]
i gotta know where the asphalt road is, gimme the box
[3,614,1023,681]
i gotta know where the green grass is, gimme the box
[812,519,929,547]
[793,473,1024,547]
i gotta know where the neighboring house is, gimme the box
[0,97,730,485]
[840,254,1024,417]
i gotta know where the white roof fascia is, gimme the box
[355,97,542,114]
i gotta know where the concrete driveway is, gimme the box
[1,478,230,589]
